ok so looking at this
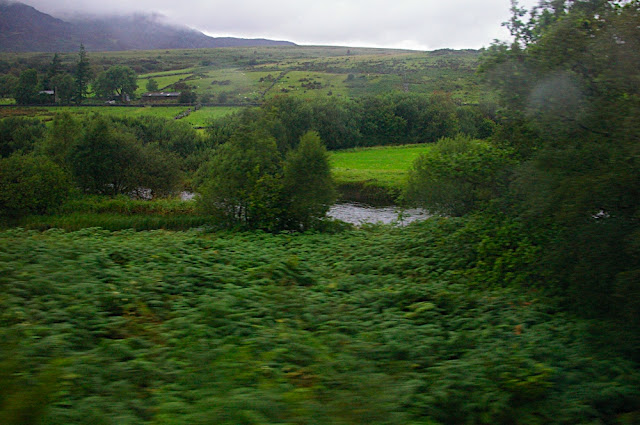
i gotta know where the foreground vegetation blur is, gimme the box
[1,0,639,423]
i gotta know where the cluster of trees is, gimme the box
[404,0,639,325]
[197,130,335,231]
[2,46,139,105]
[0,84,499,229]
[0,114,202,217]
[0,110,335,231]
[207,92,496,151]
[196,92,495,229]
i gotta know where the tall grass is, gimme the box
[20,213,213,231]
[13,195,212,231]
[57,195,196,216]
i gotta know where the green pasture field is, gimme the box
[265,71,351,99]
[331,143,431,189]
[2,47,486,110]
[190,68,274,102]
[135,74,192,95]
[139,68,199,78]
[179,106,243,127]
[0,105,240,126]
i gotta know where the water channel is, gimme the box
[180,193,429,226]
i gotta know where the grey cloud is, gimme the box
[21,0,540,50]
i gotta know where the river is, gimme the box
[327,202,429,226]
[180,192,428,226]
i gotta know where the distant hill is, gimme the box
[0,1,296,52]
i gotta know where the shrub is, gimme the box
[197,130,282,229]
[197,131,335,231]
[405,136,515,216]
[282,131,336,230]
[0,154,71,217]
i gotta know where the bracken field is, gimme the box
[2,221,639,424]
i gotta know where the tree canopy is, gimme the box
[93,66,138,102]
[197,130,335,231]
[478,0,640,318]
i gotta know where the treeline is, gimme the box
[0,111,338,231]
[0,114,199,217]
[0,88,495,221]
[207,93,496,150]
[1,46,93,105]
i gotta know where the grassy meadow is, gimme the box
[1,46,485,134]
[330,144,432,204]
[331,144,431,189]
[0,105,242,126]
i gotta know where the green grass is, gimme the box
[20,213,212,231]
[40,106,188,121]
[139,67,198,78]
[6,105,239,125]
[136,74,192,95]
[179,106,243,127]
[265,71,351,100]
[191,68,273,102]
[11,196,210,231]
[331,144,431,189]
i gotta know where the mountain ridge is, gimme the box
[0,1,296,52]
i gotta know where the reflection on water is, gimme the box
[168,194,428,226]
[327,202,429,226]
[181,192,196,201]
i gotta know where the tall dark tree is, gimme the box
[70,117,140,195]
[146,78,159,92]
[13,69,39,104]
[282,131,336,230]
[42,53,63,91]
[0,74,18,99]
[50,74,74,105]
[73,44,92,104]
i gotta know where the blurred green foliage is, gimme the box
[405,136,515,216]
[0,222,638,424]
[0,154,71,217]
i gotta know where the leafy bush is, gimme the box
[198,130,336,231]
[282,131,336,230]
[197,130,283,229]
[405,136,515,216]
[0,116,46,158]
[70,116,182,197]
[0,154,71,217]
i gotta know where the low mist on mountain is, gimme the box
[0,1,295,52]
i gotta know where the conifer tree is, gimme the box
[73,44,91,104]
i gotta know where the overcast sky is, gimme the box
[21,0,540,50]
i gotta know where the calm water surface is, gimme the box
[179,193,428,226]
[327,202,429,226]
